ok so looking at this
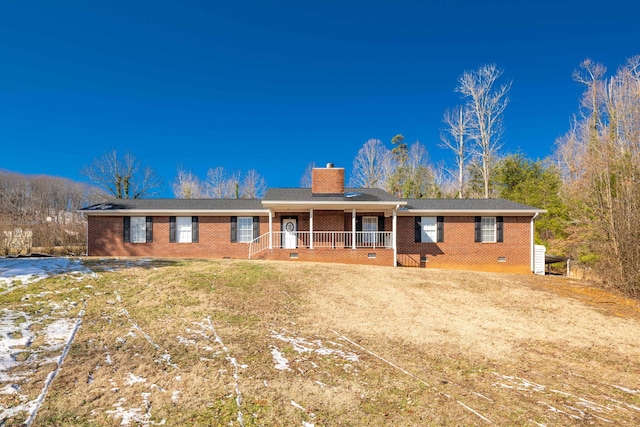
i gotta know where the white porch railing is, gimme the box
[249,231,393,258]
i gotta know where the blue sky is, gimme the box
[1,0,638,196]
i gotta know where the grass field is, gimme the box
[1,257,640,426]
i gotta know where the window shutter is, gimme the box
[192,216,199,243]
[123,217,131,243]
[355,216,362,232]
[496,216,504,242]
[146,217,153,243]
[253,216,259,239]
[474,216,481,242]
[169,217,176,243]
[414,217,421,243]
[437,216,444,242]
[230,216,237,242]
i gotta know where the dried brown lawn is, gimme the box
[5,258,640,426]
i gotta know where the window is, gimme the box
[362,216,378,244]
[176,217,192,243]
[124,216,152,243]
[170,216,199,243]
[131,217,147,243]
[231,216,259,243]
[237,217,254,243]
[481,217,496,242]
[475,216,503,243]
[420,217,437,243]
[414,216,444,243]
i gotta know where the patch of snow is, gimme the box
[42,318,75,350]
[271,330,359,362]
[0,258,96,293]
[291,400,306,411]
[270,346,290,371]
[125,372,148,386]
[608,384,639,394]
[171,390,181,404]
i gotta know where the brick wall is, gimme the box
[87,215,267,259]
[396,215,532,273]
[311,167,344,194]
[252,247,394,266]
[88,213,533,272]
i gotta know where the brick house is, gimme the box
[80,165,545,273]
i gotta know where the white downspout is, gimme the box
[393,206,398,267]
[309,208,314,249]
[530,212,539,272]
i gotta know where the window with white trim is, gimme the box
[237,217,253,243]
[176,216,192,243]
[481,217,496,243]
[130,217,147,243]
[420,216,437,243]
[362,216,378,244]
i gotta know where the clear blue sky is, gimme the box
[1,0,638,196]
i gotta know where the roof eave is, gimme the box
[79,209,272,216]
[399,208,547,216]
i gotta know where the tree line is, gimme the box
[0,171,101,254]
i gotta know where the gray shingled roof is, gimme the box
[263,188,403,203]
[80,198,265,211]
[403,198,542,211]
[80,195,543,214]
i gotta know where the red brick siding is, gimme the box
[87,215,267,259]
[311,168,344,194]
[396,215,532,273]
[252,247,394,266]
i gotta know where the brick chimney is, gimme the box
[311,163,345,194]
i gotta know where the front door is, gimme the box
[283,218,297,249]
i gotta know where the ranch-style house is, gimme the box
[80,165,546,274]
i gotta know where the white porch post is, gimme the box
[352,209,356,249]
[309,208,314,249]
[268,209,273,249]
[392,207,398,267]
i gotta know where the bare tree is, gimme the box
[440,106,471,198]
[349,139,392,188]
[172,167,203,199]
[204,167,241,198]
[240,169,267,198]
[555,56,640,295]
[456,64,511,198]
[299,162,316,188]
[82,150,160,199]
[0,170,97,255]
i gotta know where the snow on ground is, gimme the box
[0,257,96,294]
[0,257,94,425]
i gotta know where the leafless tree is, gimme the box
[172,167,203,199]
[456,64,511,198]
[204,167,239,198]
[349,139,393,188]
[555,56,640,295]
[82,150,161,199]
[299,162,316,188]
[440,106,472,198]
[240,169,267,198]
[0,170,98,254]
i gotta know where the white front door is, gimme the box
[283,218,297,249]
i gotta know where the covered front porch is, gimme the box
[248,208,398,266]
